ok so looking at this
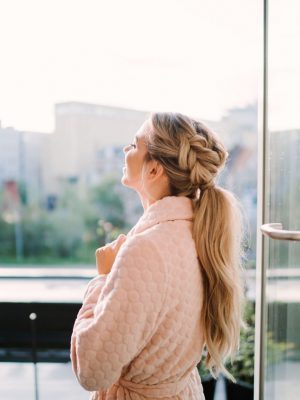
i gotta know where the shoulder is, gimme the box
[117,230,163,263]
[109,233,166,290]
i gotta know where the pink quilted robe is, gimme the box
[71,195,206,399]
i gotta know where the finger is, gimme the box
[95,245,106,256]
[78,309,94,320]
[115,234,127,249]
[117,234,127,241]
[115,233,126,242]
[95,247,107,267]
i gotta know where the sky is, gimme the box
[0,0,260,132]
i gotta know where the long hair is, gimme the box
[145,112,245,380]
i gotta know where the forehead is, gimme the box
[136,119,152,141]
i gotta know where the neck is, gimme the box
[138,193,156,211]
[138,190,172,212]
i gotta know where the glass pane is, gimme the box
[0,363,87,400]
[0,2,259,399]
[0,363,34,399]
[0,1,259,271]
[265,1,300,398]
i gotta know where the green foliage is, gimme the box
[24,208,84,258]
[266,331,295,366]
[196,302,256,385]
[0,175,129,264]
[225,300,294,386]
[226,301,255,385]
[18,181,28,205]
[90,176,126,228]
[0,217,15,256]
[197,358,214,381]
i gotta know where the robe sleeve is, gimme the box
[70,236,167,392]
[70,274,109,335]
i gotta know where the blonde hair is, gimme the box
[145,112,245,380]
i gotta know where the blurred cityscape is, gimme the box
[0,102,257,266]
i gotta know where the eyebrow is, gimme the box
[134,136,139,143]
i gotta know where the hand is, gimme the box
[95,234,127,275]
[77,305,94,321]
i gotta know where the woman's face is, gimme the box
[121,120,151,191]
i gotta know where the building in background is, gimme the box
[42,102,148,200]
[0,123,48,206]
[0,125,22,186]
[0,103,257,234]
[209,104,258,262]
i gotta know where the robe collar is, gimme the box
[128,195,194,236]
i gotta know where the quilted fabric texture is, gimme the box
[71,195,206,399]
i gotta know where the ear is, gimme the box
[147,160,165,182]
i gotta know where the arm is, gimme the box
[71,274,108,333]
[73,234,126,332]
[70,236,167,392]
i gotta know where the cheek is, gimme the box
[127,153,144,177]
[125,152,133,167]
[124,152,136,174]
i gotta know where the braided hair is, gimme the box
[144,112,245,380]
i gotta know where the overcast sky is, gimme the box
[1,0,261,132]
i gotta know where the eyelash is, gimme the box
[129,143,136,148]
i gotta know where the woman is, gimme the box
[70,112,245,400]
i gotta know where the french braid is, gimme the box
[145,112,245,381]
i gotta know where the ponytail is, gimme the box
[192,186,245,380]
[146,111,246,380]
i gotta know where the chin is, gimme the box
[121,174,130,187]
[121,175,137,191]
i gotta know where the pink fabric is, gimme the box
[71,195,206,399]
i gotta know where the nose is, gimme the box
[123,144,130,154]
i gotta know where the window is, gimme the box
[0,1,259,399]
